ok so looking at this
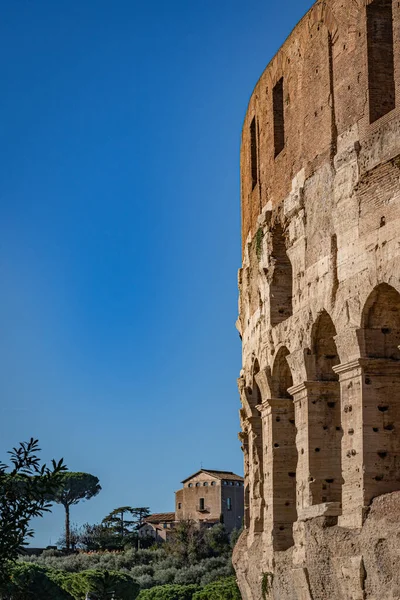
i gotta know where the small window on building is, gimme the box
[250,116,258,190]
[367,0,395,123]
[203,482,208,486]
[163,523,167,529]
[229,482,234,486]
[223,481,227,485]
[211,481,216,486]
[273,78,285,157]
[199,498,205,511]
[178,503,182,509]
[188,483,193,488]
[227,498,232,511]
[196,482,200,487]
[235,482,240,486]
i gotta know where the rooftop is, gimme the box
[181,469,244,484]
[143,512,176,524]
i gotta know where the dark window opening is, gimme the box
[367,0,395,123]
[199,498,205,511]
[250,117,258,190]
[273,78,285,156]
[227,497,232,511]
[269,224,293,326]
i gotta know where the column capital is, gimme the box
[256,398,295,415]
[332,359,362,377]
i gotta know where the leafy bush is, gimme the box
[152,567,178,586]
[193,577,241,600]
[137,584,199,600]
[3,563,72,600]
[60,569,139,600]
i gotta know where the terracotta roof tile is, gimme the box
[144,512,176,524]
[181,469,244,483]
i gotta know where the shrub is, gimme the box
[193,577,241,600]
[3,563,72,600]
[60,569,139,600]
[137,584,199,600]
[134,574,155,589]
[174,565,208,586]
[152,567,178,586]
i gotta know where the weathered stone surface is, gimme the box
[235,0,400,597]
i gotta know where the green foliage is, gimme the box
[4,562,72,600]
[0,438,66,584]
[261,572,273,599]
[193,577,241,600]
[4,563,140,600]
[61,569,139,600]
[255,228,264,259]
[165,520,209,564]
[52,472,101,551]
[101,506,150,549]
[137,584,199,600]
[204,524,231,556]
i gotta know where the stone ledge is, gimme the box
[298,502,342,521]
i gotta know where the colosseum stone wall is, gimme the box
[233,0,400,598]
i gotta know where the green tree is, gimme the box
[4,563,72,600]
[204,525,230,556]
[61,569,139,600]
[0,438,66,584]
[192,577,241,600]
[102,506,137,540]
[52,472,101,551]
[165,520,208,564]
[102,506,150,548]
[137,584,199,600]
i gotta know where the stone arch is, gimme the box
[308,311,342,506]
[249,359,265,533]
[361,283,400,360]
[312,310,340,380]
[272,347,293,398]
[269,348,297,550]
[269,224,293,326]
[358,283,400,503]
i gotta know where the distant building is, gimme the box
[175,469,244,532]
[138,512,176,542]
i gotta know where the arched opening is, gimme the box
[269,225,293,326]
[271,348,297,550]
[361,284,400,502]
[313,310,340,380]
[249,360,264,533]
[309,311,342,506]
[362,283,400,360]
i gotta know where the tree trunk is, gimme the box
[65,504,70,551]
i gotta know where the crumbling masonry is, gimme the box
[233,1,400,598]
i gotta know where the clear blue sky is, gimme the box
[0,0,314,546]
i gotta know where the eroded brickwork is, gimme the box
[235,1,400,598]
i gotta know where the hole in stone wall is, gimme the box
[271,347,296,551]
[367,0,395,123]
[309,311,342,506]
[269,225,293,326]
[250,117,258,190]
[273,78,285,157]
